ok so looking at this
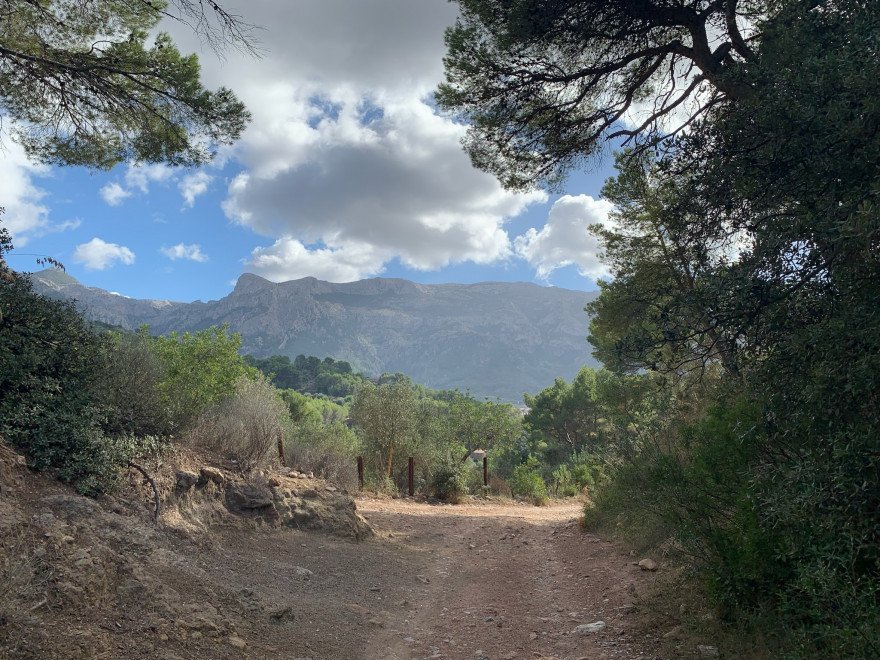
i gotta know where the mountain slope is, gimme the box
[29,270,600,401]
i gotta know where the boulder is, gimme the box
[574,621,606,633]
[198,467,225,486]
[226,484,274,510]
[175,471,199,490]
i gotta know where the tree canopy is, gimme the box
[0,0,252,169]
[437,0,761,190]
[443,0,880,654]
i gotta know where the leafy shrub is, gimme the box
[1,274,111,493]
[98,330,171,437]
[153,324,257,429]
[431,460,469,502]
[568,451,605,493]
[510,457,548,504]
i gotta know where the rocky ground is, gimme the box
[0,446,719,659]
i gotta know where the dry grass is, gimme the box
[188,375,287,472]
[0,528,52,626]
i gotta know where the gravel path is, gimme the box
[356,498,662,660]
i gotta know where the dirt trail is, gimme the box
[1,477,667,660]
[355,498,661,660]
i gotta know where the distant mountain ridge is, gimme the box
[29,269,601,402]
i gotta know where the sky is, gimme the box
[1,0,621,304]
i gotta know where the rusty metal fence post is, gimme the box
[277,429,286,467]
[408,457,415,496]
[483,456,488,488]
[357,455,364,491]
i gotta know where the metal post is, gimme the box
[483,456,488,487]
[357,455,364,491]
[277,429,286,467]
[408,457,415,497]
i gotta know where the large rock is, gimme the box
[175,471,199,490]
[226,484,274,510]
[271,484,372,541]
[638,558,658,572]
[198,467,225,486]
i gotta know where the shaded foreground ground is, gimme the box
[159,497,667,660]
[2,483,673,659]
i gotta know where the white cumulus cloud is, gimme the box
[245,236,389,283]
[514,195,616,281]
[72,238,135,270]
[124,163,173,193]
[99,182,131,206]
[0,142,51,247]
[178,172,212,208]
[166,0,545,283]
[98,163,175,206]
[161,243,208,262]
[221,94,545,281]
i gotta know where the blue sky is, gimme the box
[1,0,620,304]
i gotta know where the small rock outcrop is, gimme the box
[226,483,275,510]
[175,471,199,490]
[198,467,225,485]
[173,467,372,541]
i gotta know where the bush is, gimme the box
[189,374,288,471]
[510,457,548,505]
[285,420,360,491]
[0,274,115,493]
[153,324,257,429]
[98,330,171,437]
[431,460,469,502]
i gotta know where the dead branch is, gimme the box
[128,462,161,524]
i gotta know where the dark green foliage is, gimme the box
[509,456,548,504]
[444,0,880,654]
[430,461,469,502]
[0,273,169,494]
[1,274,102,471]
[0,271,255,493]
[551,451,604,497]
[0,0,251,169]
[438,0,756,190]
[246,353,367,397]
[97,330,171,437]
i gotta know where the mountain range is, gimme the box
[29,269,601,402]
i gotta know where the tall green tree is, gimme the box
[0,270,105,477]
[437,0,758,190]
[525,367,658,462]
[587,152,742,379]
[442,0,880,654]
[350,381,419,480]
[152,324,257,428]
[444,391,521,462]
[0,0,252,169]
